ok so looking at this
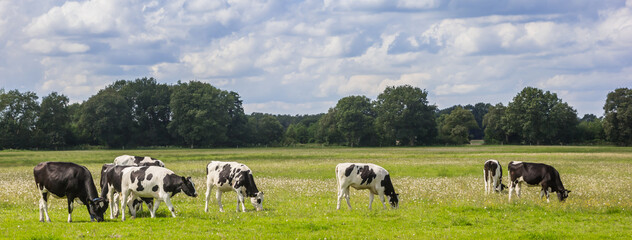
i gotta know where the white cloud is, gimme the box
[24,0,128,37]
[23,39,89,54]
[3,0,631,116]
[435,84,481,95]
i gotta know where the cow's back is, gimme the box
[336,163,387,189]
[121,166,174,198]
[34,162,91,197]
[207,161,252,190]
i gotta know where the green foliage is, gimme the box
[375,85,437,146]
[79,89,132,147]
[577,115,605,143]
[0,89,39,149]
[483,103,507,144]
[247,113,284,145]
[493,87,578,145]
[169,81,221,147]
[333,95,375,147]
[603,88,632,146]
[36,92,70,149]
[437,106,479,144]
[114,78,173,146]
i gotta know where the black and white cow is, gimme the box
[33,162,108,222]
[100,164,153,219]
[335,163,399,210]
[114,155,165,167]
[508,161,571,202]
[205,161,264,212]
[120,166,197,221]
[484,159,506,194]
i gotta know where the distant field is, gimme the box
[1,146,631,239]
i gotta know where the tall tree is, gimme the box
[334,96,375,147]
[78,89,132,147]
[375,85,437,146]
[0,89,40,149]
[246,113,284,145]
[113,78,173,146]
[603,88,632,146]
[464,103,492,139]
[316,108,344,145]
[482,103,509,144]
[437,106,479,144]
[504,87,578,145]
[37,92,70,149]
[168,81,241,148]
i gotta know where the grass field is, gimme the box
[1,146,631,239]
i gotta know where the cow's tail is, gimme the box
[335,164,340,188]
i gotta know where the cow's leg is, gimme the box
[344,187,352,210]
[336,185,344,210]
[39,192,50,222]
[163,197,176,218]
[378,191,388,209]
[484,170,489,194]
[541,185,550,203]
[120,190,129,221]
[143,198,154,215]
[235,190,246,212]
[127,197,137,218]
[66,197,74,223]
[107,190,115,219]
[150,199,160,218]
[216,190,224,212]
[492,176,499,193]
[205,183,213,212]
[368,192,374,210]
[508,180,513,201]
[515,182,522,198]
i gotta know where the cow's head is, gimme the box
[181,177,198,197]
[250,192,264,211]
[388,193,399,209]
[88,197,108,222]
[557,189,571,201]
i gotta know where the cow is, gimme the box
[484,159,507,194]
[507,161,571,202]
[100,164,153,219]
[110,155,164,213]
[33,162,108,222]
[119,166,197,221]
[114,155,165,167]
[335,163,399,210]
[204,161,264,212]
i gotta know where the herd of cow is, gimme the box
[32,155,570,223]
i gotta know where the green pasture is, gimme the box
[1,146,631,239]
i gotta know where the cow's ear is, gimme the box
[567,190,571,193]
[187,176,192,181]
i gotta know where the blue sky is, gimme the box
[1,0,631,116]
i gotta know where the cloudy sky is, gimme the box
[1,0,631,116]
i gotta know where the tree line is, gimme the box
[1,77,631,149]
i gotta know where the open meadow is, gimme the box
[1,146,631,239]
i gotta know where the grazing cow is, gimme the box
[508,161,571,202]
[100,164,153,219]
[114,155,165,167]
[33,162,108,222]
[205,161,264,212]
[484,159,507,194]
[335,163,399,210]
[120,166,197,221]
